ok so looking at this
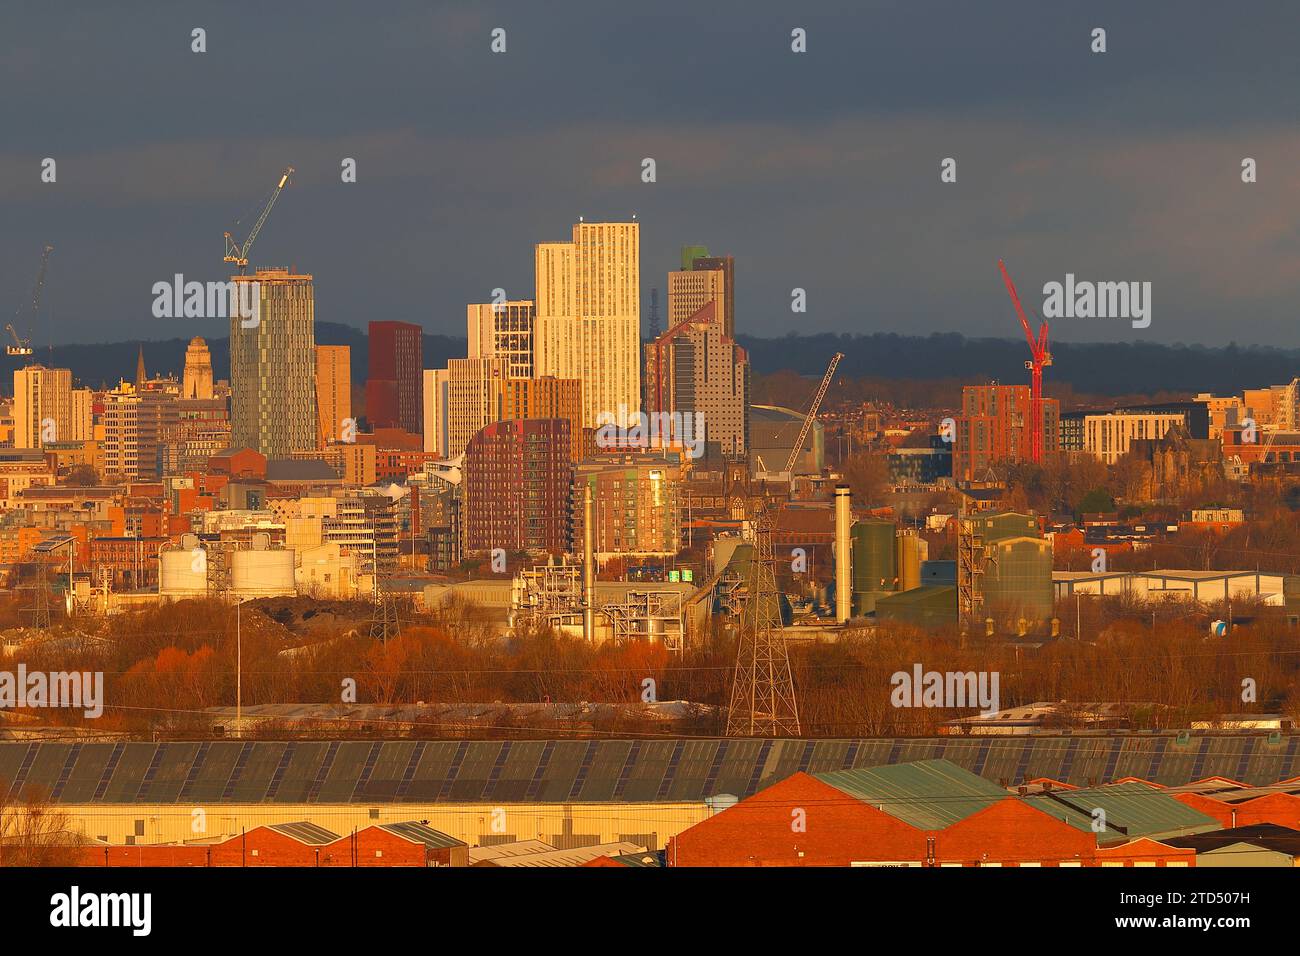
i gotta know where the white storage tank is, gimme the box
[159,548,208,597]
[231,549,296,598]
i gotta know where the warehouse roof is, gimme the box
[1026,782,1219,841]
[377,821,466,849]
[1161,824,1300,856]
[814,758,1009,830]
[265,821,341,845]
[4,735,1300,806]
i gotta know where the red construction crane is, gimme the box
[998,259,1052,463]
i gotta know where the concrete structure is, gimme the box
[668,247,734,339]
[468,301,534,379]
[365,321,422,433]
[181,336,214,400]
[229,269,317,458]
[1084,411,1185,465]
[422,357,506,458]
[101,382,177,481]
[643,300,750,461]
[12,365,92,449]
[533,220,640,430]
[315,344,351,447]
[503,376,584,463]
[834,484,852,623]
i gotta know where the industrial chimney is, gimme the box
[834,484,853,623]
[583,483,596,641]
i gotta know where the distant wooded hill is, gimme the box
[4,326,1294,399]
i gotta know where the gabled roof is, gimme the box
[813,758,1009,830]
[264,821,341,845]
[1161,823,1300,856]
[1026,782,1219,841]
[377,821,465,850]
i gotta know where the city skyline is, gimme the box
[7,2,1300,348]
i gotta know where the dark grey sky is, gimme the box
[5,0,1300,348]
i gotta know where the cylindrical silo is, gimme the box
[851,520,897,614]
[159,549,208,597]
[231,549,296,598]
[895,529,922,593]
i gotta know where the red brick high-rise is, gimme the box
[366,321,423,433]
[463,418,573,556]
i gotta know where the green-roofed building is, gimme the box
[814,758,1010,830]
[1025,782,1220,844]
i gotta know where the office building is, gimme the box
[668,246,734,340]
[644,299,749,461]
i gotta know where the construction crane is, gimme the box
[782,351,844,477]
[998,259,1052,464]
[7,243,54,357]
[223,166,294,274]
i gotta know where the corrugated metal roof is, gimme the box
[5,736,1300,806]
[468,840,555,863]
[486,841,645,867]
[815,758,1010,830]
[378,821,465,849]
[265,821,341,845]
[1026,782,1220,841]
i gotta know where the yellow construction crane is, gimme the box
[223,166,294,274]
[7,244,53,357]
[782,351,844,476]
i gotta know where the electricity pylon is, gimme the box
[725,512,801,737]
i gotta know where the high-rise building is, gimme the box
[422,358,507,458]
[181,337,215,400]
[229,269,317,458]
[365,321,423,433]
[954,384,1059,482]
[533,221,640,429]
[467,301,534,379]
[315,345,352,447]
[102,381,179,481]
[503,376,584,462]
[12,366,92,449]
[158,397,230,476]
[644,299,750,461]
[668,246,734,340]
[463,418,573,555]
